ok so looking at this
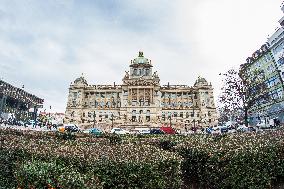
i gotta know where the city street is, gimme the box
[0,123,57,132]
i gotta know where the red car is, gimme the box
[160,126,176,134]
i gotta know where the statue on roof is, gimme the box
[152,71,159,79]
[139,51,144,57]
[124,71,129,79]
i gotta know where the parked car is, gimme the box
[110,128,130,134]
[206,127,213,134]
[58,124,80,132]
[150,128,165,134]
[237,125,248,132]
[211,125,228,134]
[129,129,141,135]
[247,126,256,132]
[65,124,80,132]
[88,128,103,136]
[211,126,220,134]
[132,128,151,134]
[220,125,229,133]
[25,120,35,126]
[160,126,176,134]
[256,120,270,129]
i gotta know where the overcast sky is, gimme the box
[1,0,283,112]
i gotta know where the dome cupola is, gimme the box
[73,74,88,86]
[194,76,209,87]
[131,51,151,65]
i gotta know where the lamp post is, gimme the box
[93,111,96,126]
[192,93,196,132]
[168,112,172,127]
[111,113,114,129]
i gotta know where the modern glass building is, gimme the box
[0,79,44,121]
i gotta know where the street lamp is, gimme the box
[93,111,96,126]
[111,113,114,128]
[168,112,172,127]
[191,93,197,132]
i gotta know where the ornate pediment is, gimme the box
[123,77,160,86]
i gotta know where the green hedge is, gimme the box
[2,128,284,188]
[176,132,284,189]
[14,160,101,189]
[0,129,182,189]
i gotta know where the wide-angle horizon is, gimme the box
[1,0,283,112]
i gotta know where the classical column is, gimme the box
[151,88,153,104]
[143,88,145,106]
[136,88,138,106]
[128,88,131,105]
[104,91,107,108]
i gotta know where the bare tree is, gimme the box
[219,68,273,127]
[218,69,248,126]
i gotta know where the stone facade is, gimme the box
[65,52,217,131]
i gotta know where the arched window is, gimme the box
[146,110,150,122]
[132,110,137,122]
[145,69,149,76]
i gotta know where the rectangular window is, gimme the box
[186,112,189,118]
[278,57,284,66]
[145,69,149,76]
[73,92,78,99]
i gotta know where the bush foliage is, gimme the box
[1,128,284,188]
[176,131,284,189]
[0,129,181,189]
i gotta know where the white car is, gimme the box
[129,128,150,135]
[237,125,248,132]
[110,128,130,134]
[208,125,229,134]
[256,120,270,129]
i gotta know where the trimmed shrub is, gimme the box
[92,159,181,189]
[14,160,102,189]
[158,139,177,151]
[55,131,76,140]
[176,132,284,189]
[0,149,18,188]
[0,129,182,189]
[108,134,122,145]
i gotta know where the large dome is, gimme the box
[132,51,150,64]
[73,75,88,86]
[194,76,208,86]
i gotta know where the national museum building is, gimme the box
[65,52,217,130]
